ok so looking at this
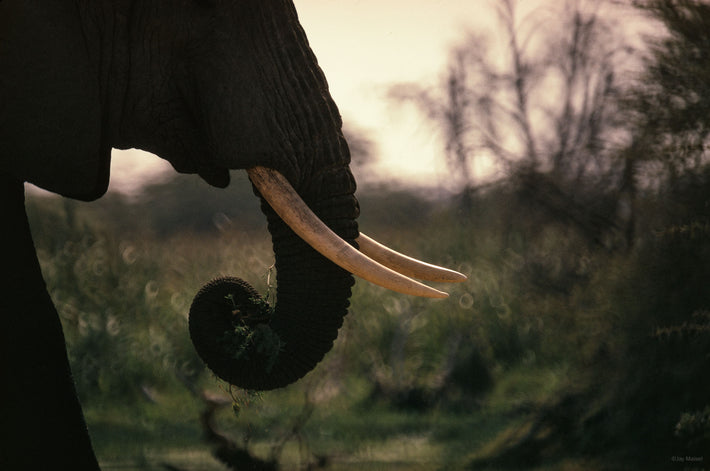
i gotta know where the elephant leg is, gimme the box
[0,176,99,470]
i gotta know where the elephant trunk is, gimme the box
[189,165,359,391]
[187,1,363,390]
[258,166,359,388]
[187,1,464,390]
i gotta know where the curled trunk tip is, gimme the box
[188,273,352,391]
[189,277,284,390]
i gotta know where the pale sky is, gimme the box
[294,0,494,188]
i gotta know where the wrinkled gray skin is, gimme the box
[0,1,361,468]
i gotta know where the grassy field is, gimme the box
[86,386,523,470]
[25,174,710,470]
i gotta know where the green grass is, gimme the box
[83,363,571,470]
[85,392,204,460]
[84,389,523,470]
[25,178,710,470]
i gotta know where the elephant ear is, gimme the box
[0,1,107,201]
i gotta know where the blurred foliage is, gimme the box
[26,177,274,404]
[386,0,710,468]
[627,0,710,181]
[26,152,710,468]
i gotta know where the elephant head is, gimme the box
[1,0,464,467]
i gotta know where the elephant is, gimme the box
[0,0,465,469]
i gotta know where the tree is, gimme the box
[626,0,710,186]
[470,3,710,465]
[390,0,634,243]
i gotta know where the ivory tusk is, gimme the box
[247,166,448,298]
[356,233,467,283]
